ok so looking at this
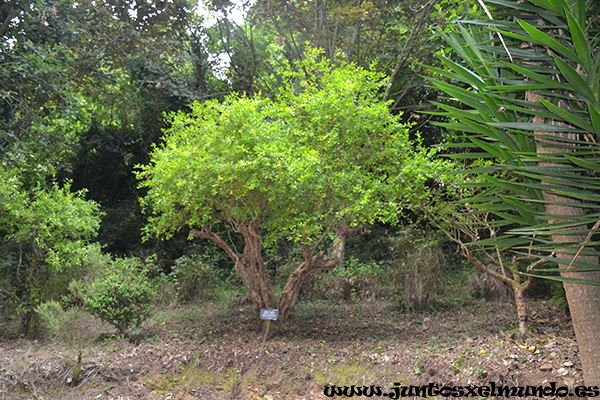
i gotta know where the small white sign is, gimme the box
[260,309,279,321]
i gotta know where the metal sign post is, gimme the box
[260,309,279,343]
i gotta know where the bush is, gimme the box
[307,257,385,302]
[85,257,155,335]
[333,257,385,301]
[35,301,91,384]
[387,228,446,310]
[0,172,102,335]
[467,264,509,302]
[168,254,241,303]
[170,255,215,303]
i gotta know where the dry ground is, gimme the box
[0,298,582,399]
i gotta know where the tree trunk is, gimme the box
[464,247,530,334]
[528,91,600,385]
[192,221,360,324]
[235,220,277,312]
[190,219,275,314]
[514,286,528,335]
[278,222,361,323]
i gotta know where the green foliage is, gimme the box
[551,287,569,311]
[35,301,66,337]
[1,0,214,260]
[35,301,92,384]
[84,257,156,335]
[331,257,386,301]
[427,0,600,281]
[169,254,237,303]
[238,0,449,131]
[11,183,101,271]
[430,0,480,30]
[138,49,450,248]
[305,255,397,303]
[334,257,385,281]
[0,166,101,333]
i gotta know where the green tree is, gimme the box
[206,0,451,143]
[0,166,101,333]
[0,0,207,186]
[428,0,600,384]
[137,51,449,322]
[1,0,220,255]
[35,301,91,384]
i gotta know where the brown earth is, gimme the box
[0,299,582,399]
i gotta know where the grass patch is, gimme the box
[313,362,379,387]
[148,362,238,395]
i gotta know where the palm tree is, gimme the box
[429,0,600,384]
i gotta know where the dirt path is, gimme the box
[0,299,582,399]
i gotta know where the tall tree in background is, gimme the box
[0,0,205,176]
[429,0,600,384]
[206,0,445,143]
[1,0,225,254]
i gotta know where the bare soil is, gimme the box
[0,298,582,399]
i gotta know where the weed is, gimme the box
[313,362,378,387]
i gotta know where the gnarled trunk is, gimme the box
[278,223,361,323]
[190,219,275,314]
[191,221,360,323]
[235,220,277,312]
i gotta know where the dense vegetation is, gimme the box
[1,0,599,386]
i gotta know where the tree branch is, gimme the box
[189,228,238,262]
[0,8,16,39]
[0,286,17,301]
[384,0,434,100]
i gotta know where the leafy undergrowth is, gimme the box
[0,298,581,399]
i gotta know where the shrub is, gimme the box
[170,255,215,303]
[467,264,509,302]
[85,257,155,335]
[0,172,101,334]
[388,228,446,310]
[333,257,385,301]
[35,301,91,384]
[169,254,241,303]
[308,257,385,302]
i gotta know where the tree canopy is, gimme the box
[137,51,449,320]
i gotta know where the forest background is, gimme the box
[2,0,600,393]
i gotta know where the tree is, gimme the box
[418,163,542,335]
[1,0,224,256]
[137,50,448,322]
[428,0,600,385]
[0,0,202,180]
[205,0,449,144]
[0,166,101,333]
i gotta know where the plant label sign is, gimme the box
[260,309,279,321]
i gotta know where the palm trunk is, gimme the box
[528,91,600,385]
